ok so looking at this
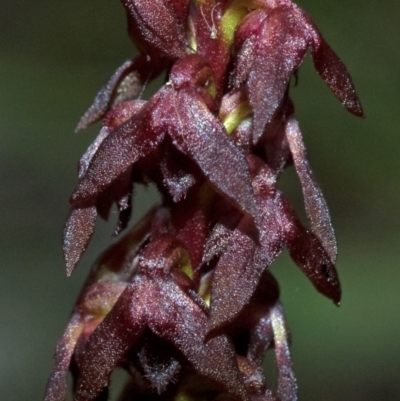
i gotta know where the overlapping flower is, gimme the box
[45,1,362,400]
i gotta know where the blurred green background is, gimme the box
[1,0,399,400]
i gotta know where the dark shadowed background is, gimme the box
[1,1,399,400]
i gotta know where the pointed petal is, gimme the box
[65,161,133,273]
[208,158,287,333]
[278,194,341,304]
[288,228,341,304]
[270,302,298,401]
[241,270,280,364]
[121,0,188,59]
[202,222,234,265]
[149,279,248,401]
[169,89,259,222]
[304,14,364,117]
[76,57,149,131]
[207,217,260,333]
[248,313,274,366]
[78,128,110,178]
[74,99,147,209]
[232,9,268,88]
[70,95,164,206]
[74,281,148,401]
[208,207,283,332]
[285,117,337,263]
[234,9,268,52]
[63,206,97,275]
[44,314,83,401]
[233,37,257,88]
[46,281,128,401]
[236,356,267,396]
[202,196,243,265]
[248,7,308,142]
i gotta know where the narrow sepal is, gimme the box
[148,279,248,401]
[45,282,127,401]
[75,58,146,131]
[202,222,234,265]
[247,313,274,366]
[44,314,83,401]
[65,160,134,272]
[248,7,308,142]
[70,94,164,206]
[270,302,298,401]
[285,116,337,263]
[236,356,267,397]
[75,275,248,401]
[287,227,341,304]
[232,9,268,88]
[278,195,341,304]
[208,159,284,334]
[121,0,188,59]
[63,206,97,276]
[168,89,259,222]
[207,218,259,333]
[305,14,364,117]
[202,197,243,264]
[242,270,280,365]
[78,128,110,179]
[74,281,148,401]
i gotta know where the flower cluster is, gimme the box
[45,1,362,400]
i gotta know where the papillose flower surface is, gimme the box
[45,1,363,400]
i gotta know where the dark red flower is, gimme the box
[46,1,362,400]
